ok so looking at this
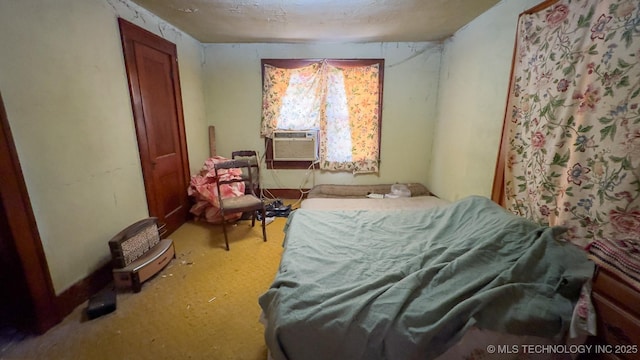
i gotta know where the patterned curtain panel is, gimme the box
[261,61,381,173]
[504,0,640,249]
[320,63,380,173]
[261,62,323,138]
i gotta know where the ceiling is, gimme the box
[130,0,502,43]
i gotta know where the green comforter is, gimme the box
[258,196,593,360]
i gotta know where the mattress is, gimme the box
[260,196,595,360]
[306,183,431,199]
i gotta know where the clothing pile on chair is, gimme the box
[188,156,244,224]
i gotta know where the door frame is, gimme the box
[118,18,190,234]
[0,91,59,334]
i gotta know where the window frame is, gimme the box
[261,58,384,170]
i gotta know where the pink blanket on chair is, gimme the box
[188,156,245,224]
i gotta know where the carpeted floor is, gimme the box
[1,215,288,360]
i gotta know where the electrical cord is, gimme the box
[258,141,319,208]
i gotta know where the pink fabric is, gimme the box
[187,156,245,224]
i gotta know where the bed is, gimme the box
[258,194,594,360]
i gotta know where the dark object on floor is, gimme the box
[263,199,291,218]
[86,287,116,320]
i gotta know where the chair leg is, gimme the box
[261,208,267,242]
[251,210,256,227]
[221,220,230,251]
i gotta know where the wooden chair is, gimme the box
[214,159,267,250]
[231,150,260,197]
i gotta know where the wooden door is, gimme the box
[0,200,32,332]
[0,91,58,334]
[118,19,190,235]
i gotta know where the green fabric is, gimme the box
[259,196,594,360]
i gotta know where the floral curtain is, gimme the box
[503,0,640,247]
[261,63,323,137]
[320,63,381,173]
[261,60,381,173]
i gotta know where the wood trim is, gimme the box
[119,19,155,217]
[261,58,385,68]
[0,91,59,333]
[55,262,112,319]
[523,0,560,15]
[491,16,520,206]
[118,18,190,234]
[209,125,216,157]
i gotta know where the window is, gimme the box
[261,59,384,173]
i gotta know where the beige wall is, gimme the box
[428,0,542,201]
[202,42,442,191]
[0,0,208,294]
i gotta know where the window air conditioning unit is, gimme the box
[272,130,319,161]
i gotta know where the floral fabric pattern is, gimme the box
[261,60,381,173]
[319,63,381,173]
[261,63,323,137]
[504,0,640,248]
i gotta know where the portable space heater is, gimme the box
[108,217,175,293]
